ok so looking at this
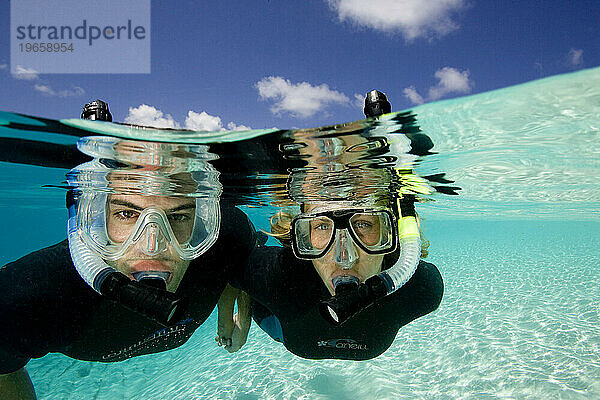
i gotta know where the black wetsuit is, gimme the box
[0,207,255,374]
[233,246,443,360]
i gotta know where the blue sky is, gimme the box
[1,0,598,131]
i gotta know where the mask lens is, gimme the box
[309,216,334,250]
[349,211,394,252]
[166,208,195,244]
[293,216,334,257]
[349,213,381,246]
[105,204,141,243]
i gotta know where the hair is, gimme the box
[265,206,430,260]
[265,209,295,248]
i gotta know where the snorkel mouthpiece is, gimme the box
[332,275,359,291]
[132,271,170,291]
[100,271,187,326]
[320,275,388,326]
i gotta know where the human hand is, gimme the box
[223,311,250,353]
[215,312,250,352]
[215,286,251,353]
[216,298,234,349]
[215,334,232,348]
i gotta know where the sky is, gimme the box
[0,0,599,131]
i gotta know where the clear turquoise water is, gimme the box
[3,67,600,399]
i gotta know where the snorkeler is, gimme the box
[229,194,443,360]
[0,132,255,399]
[222,90,443,360]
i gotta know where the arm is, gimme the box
[0,368,37,400]
[229,289,251,352]
[215,284,251,353]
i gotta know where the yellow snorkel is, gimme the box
[377,198,421,292]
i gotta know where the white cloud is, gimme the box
[13,65,40,80]
[353,93,365,109]
[124,104,180,129]
[184,111,252,131]
[428,67,472,100]
[256,76,350,118]
[403,86,424,105]
[125,105,251,131]
[6,66,84,97]
[328,0,466,40]
[568,48,583,67]
[403,66,472,105]
[226,122,251,131]
[33,84,54,95]
[34,84,85,97]
[184,110,223,131]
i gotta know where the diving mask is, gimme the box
[76,191,220,261]
[291,207,397,263]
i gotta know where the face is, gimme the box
[303,204,385,295]
[105,194,196,292]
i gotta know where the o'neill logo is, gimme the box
[317,338,368,351]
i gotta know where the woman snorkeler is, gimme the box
[218,90,444,360]
[229,194,443,360]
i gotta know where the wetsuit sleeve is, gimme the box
[218,206,257,273]
[0,293,28,373]
[178,206,257,326]
[0,241,91,374]
[228,246,283,301]
[0,346,29,375]
[193,206,257,291]
[0,250,51,373]
[231,246,317,318]
[416,260,443,315]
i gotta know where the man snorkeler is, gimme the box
[0,132,255,399]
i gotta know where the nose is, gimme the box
[333,229,358,269]
[138,222,168,256]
